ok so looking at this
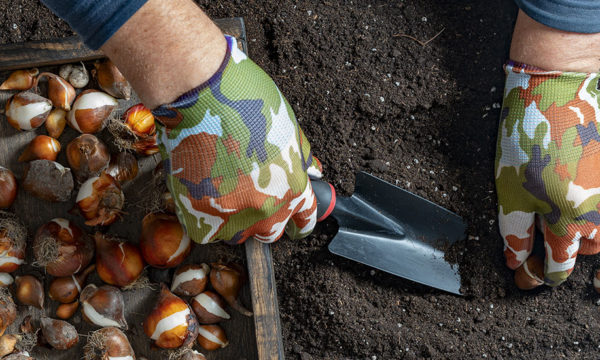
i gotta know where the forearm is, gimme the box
[510,10,600,72]
[100,0,227,108]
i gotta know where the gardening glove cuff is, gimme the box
[40,0,148,50]
[496,60,600,286]
[153,35,323,245]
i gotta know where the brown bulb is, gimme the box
[56,301,79,320]
[15,275,44,309]
[140,213,191,268]
[45,108,67,138]
[0,211,26,272]
[171,263,209,297]
[49,264,95,303]
[94,233,144,287]
[197,324,228,351]
[68,89,117,134]
[36,72,76,111]
[191,291,230,324]
[80,284,127,329]
[5,91,52,131]
[18,135,61,162]
[93,60,131,99]
[106,152,138,184]
[83,327,136,360]
[40,317,79,350]
[22,160,74,202]
[0,334,20,357]
[76,173,124,226]
[0,288,16,336]
[66,134,110,183]
[210,262,252,316]
[0,68,38,90]
[0,167,17,209]
[143,284,198,349]
[33,218,94,277]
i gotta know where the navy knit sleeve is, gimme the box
[515,0,600,33]
[40,0,149,50]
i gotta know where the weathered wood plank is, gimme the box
[246,239,285,360]
[0,17,247,70]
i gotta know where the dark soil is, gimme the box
[4,0,600,359]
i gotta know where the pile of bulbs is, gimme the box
[0,62,252,359]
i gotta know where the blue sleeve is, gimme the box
[515,0,600,33]
[40,0,149,50]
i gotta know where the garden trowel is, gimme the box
[311,172,465,295]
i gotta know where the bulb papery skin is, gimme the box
[0,216,26,273]
[0,167,17,209]
[191,291,230,324]
[68,90,118,134]
[83,327,136,360]
[38,72,76,111]
[33,218,94,277]
[143,284,198,349]
[0,68,38,90]
[66,134,110,183]
[171,263,209,297]
[95,233,144,287]
[40,317,79,350]
[140,213,191,269]
[76,172,124,226]
[5,91,52,131]
[94,60,132,100]
[197,324,228,351]
[18,135,61,162]
[80,284,128,329]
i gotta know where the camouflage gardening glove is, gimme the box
[496,61,600,286]
[153,35,322,245]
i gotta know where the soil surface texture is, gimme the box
[3,0,600,359]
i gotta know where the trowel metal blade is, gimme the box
[327,172,465,295]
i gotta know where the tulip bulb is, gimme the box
[109,104,158,156]
[66,134,110,183]
[94,233,144,288]
[80,284,128,329]
[18,135,61,162]
[124,103,155,136]
[0,167,17,209]
[40,317,79,350]
[191,291,230,324]
[49,264,95,303]
[93,60,131,99]
[514,255,544,290]
[56,301,79,320]
[83,327,136,360]
[143,284,198,349]
[0,288,16,336]
[68,89,118,133]
[5,91,52,131]
[59,63,89,88]
[22,160,74,202]
[45,108,67,138]
[76,172,124,226]
[210,262,252,316]
[0,212,26,273]
[15,275,44,309]
[33,218,94,277]
[140,213,191,268]
[0,68,38,90]
[0,273,13,287]
[0,334,20,357]
[36,72,76,111]
[171,263,209,297]
[106,152,138,184]
[197,324,228,351]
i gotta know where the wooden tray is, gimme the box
[0,17,284,360]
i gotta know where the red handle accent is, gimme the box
[317,183,336,222]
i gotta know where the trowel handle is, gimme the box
[311,179,337,222]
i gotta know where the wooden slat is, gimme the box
[246,239,285,360]
[0,17,247,70]
[0,16,283,360]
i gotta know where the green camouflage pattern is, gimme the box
[496,61,600,286]
[153,35,322,245]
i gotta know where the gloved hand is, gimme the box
[153,35,322,245]
[496,61,600,286]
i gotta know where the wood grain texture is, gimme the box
[0,17,247,70]
[246,239,285,360]
[0,16,281,360]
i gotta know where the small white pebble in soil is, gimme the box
[12,23,17,29]
[407,165,411,169]
[329,310,334,315]
[371,48,377,52]
[397,323,402,328]
[490,304,494,309]
[371,125,376,131]
[457,318,461,322]
[452,186,458,191]
[574,342,579,345]
[492,102,501,109]
[442,193,448,198]
[414,159,419,164]
[307,10,312,15]
[385,161,390,166]
[370,270,376,276]
[395,81,400,86]
[489,219,495,225]
[501,337,505,341]
[490,86,496,92]
[421,16,428,22]
[372,356,377,360]
[379,96,385,102]
[410,115,415,120]
[596,299,600,306]
[507,344,513,348]
[482,354,487,358]
[406,182,411,187]
[364,93,371,97]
